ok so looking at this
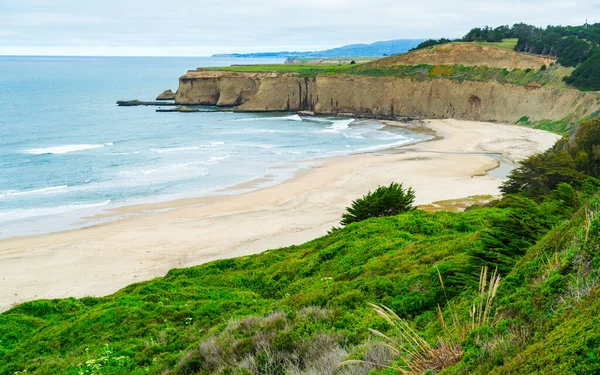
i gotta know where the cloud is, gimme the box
[0,0,598,56]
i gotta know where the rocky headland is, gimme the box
[172,44,600,126]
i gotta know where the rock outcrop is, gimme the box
[117,100,178,106]
[156,89,177,100]
[156,106,200,113]
[175,71,599,124]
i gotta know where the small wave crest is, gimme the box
[234,114,303,122]
[0,200,111,222]
[151,146,201,154]
[350,138,414,154]
[0,185,69,199]
[117,162,210,184]
[328,119,354,131]
[150,142,226,154]
[23,143,112,155]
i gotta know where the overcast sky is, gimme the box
[1,0,599,56]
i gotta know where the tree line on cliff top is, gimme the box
[414,22,600,91]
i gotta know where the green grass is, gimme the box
[202,62,573,90]
[286,57,378,63]
[203,64,357,76]
[2,193,598,375]
[463,38,519,50]
[0,209,501,374]
[516,114,575,134]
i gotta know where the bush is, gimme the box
[341,182,415,226]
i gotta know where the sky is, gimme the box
[1,0,599,56]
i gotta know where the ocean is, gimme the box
[0,56,427,238]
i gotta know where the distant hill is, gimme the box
[212,39,425,58]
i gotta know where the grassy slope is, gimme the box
[2,190,600,375]
[462,38,519,51]
[0,209,500,374]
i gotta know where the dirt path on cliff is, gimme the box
[0,119,559,312]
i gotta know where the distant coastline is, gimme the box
[212,38,424,58]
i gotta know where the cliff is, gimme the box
[175,44,598,125]
[176,70,599,124]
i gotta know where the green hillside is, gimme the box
[2,118,600,374]
[415,23,600,91]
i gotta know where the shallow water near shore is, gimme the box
[0,56,428,238]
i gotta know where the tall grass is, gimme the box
[342,266,501,374]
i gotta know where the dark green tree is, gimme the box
[564,51,600,91]
[501,149,586,200]
[340,182,415,225]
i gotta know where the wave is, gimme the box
[150,142,227,154]
[0,185,69,199]
[349,137,415,154]
[150,146,201,154]
[228,142,277,149]
[139,163,208,176]
[208,154,231,163]
[329,119,355,130]
[322,119,355,136]
[0,200,111,222]
[117,162,210,185]
[301,116,334,123]
[23,143,112,155]
[234,114,303,122]
[221,128,284,135]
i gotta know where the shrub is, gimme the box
[341,183,415,226]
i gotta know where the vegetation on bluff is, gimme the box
[414,22,600,91]
[1,119,600,374]
[205,63,573,90]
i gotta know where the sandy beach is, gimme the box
[0,119,559,312]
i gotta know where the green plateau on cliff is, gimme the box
[204,62,572,90]
[2,113,600,374]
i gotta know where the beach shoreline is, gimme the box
[0,119,560,312]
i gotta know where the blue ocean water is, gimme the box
[0,56,427,238]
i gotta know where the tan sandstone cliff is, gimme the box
[176,71,599,124]
[175,45,598,124]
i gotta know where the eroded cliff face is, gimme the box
[176,71,272,106]
[176,70,600,124]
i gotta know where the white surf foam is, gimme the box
[234,114,303,122]
[208,154,231,163]
[0,185,69,199]
[321,119,355,136]
[0,200,111,222]
[349,138,415,154]
[329,119,354,130]
[117,162,210,185]
[23,143,111,155]
[222,128,284,135]
[150,146,201,154]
